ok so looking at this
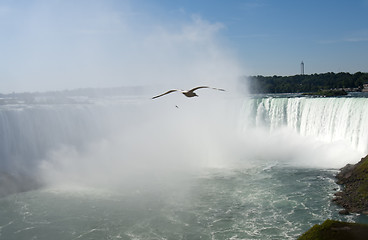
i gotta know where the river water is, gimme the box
[1,94,368,239]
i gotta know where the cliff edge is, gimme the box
[298,219,368,240]
[333,155,368,215]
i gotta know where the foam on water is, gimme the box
[0,164,367,240]
[1,95,368,239]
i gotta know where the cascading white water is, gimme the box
[1,95,237,189]
[2,95,368,240]
[242,96,368,156]
[2,95,368,178]
[0,101,137,174]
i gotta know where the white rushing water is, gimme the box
[1,94,368,239]
[240,96,368,164]
[1,95,368,180]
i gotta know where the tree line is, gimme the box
[244,72,368,94]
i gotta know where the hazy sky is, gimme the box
[1,0,368,93]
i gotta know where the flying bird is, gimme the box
[152,86,225,99]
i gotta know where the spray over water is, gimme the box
[2,2,368,240]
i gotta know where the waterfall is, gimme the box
[1,95,368,180]
[241,96,368,155]
[0,102,133,174]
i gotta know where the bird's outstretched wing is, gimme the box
[152,89,181,99]
[188,86,225,93]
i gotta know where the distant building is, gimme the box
[301,61,304,75]
[363,83,368,92]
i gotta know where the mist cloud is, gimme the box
[1,0,243,93]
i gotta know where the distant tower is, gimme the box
[301,61,305,75]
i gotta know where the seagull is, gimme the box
[152,86,225,99]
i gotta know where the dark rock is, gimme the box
[339,209,350,215]
[298,219,368,240]
[332,197,341,202]
[333,155,368,214]
[334,191,344,197]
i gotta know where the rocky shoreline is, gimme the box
[333,155,368,215]
[298,219,368,240]
[298,155,368,239]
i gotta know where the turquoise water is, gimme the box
[1,163,367,240]
[1,95,368,239]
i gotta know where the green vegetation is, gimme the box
[245,72,368,93]
[354,156,368,200]
[298,219,368,240]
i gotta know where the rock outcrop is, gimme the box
[333,155,368,214]
[298,219,368,240]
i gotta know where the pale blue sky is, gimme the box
[1,0,368,93]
